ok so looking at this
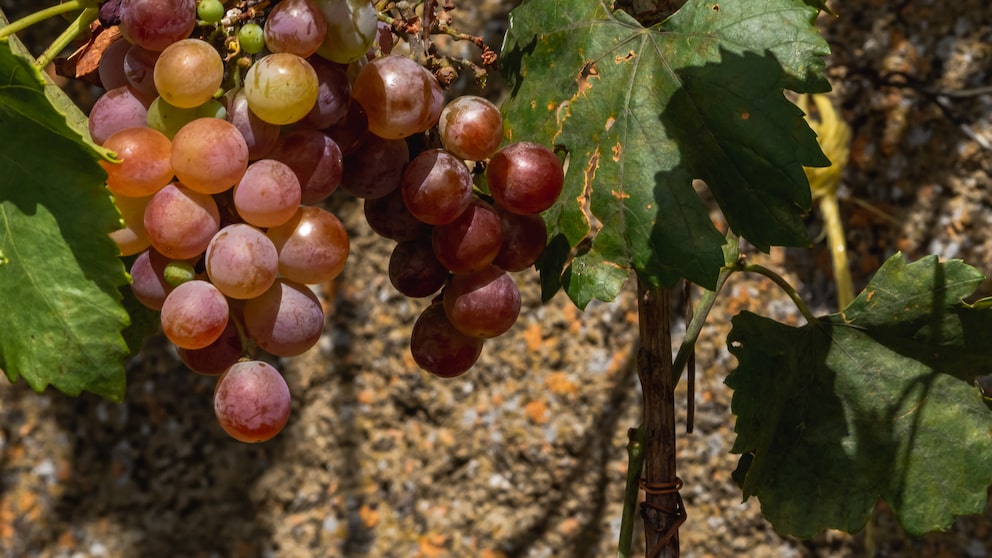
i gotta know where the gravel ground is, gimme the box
[2,1,992,557]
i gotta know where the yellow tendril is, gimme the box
[798,93,854,309]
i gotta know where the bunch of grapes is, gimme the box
[90,0,563,442]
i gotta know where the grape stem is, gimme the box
[617,425,645,558]
[33,7,100,70]
[741,262,819,325]
[0,0,95,41]
[670,263,733,385]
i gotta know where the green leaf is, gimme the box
[501,0,829,306]
[726,253,992,538]
[0,39,131,401]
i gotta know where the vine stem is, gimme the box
[636,278,681,557]
[671,264,734,384]
[742,263,818,324]
[617,426,645,558]
[0,0,91,40]
[33,7,99,70]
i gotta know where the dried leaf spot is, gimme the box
[740,111,750,120]
[605,116,616,131]
[712,4,720,10]
[612,189,629,200]
[579,148,601,204]
[576,61,600,95]
[612,141,622,162]
[614,50,636,63]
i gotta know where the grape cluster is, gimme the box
[92,0,563,442]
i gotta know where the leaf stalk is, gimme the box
[0,1,89,40]
[33,7,99,70]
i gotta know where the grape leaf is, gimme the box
[500,0,830,307]
[726,253,992,537]
[0,39,131,401]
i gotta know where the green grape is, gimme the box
[243,53,318,125]
[197,0,224,23]
[313,0,376,64]
[239,22,265,55]
[147,97,226,139]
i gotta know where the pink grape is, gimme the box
[88,85,149,145]
[144,183,220,259]
[160,279,229,349]
[438,95,504,161]
[388,238,448,298]
[122,45,159,101]
[129,248,174,310]
[214,360,291,443]
[224,88,280,160]
[363,187,431,242]
[264,0,327,57]
[432,197,503,274]
[298,56,351,129]
[351,54,441,139]
[443,266,521,338]
[338,135,409,199]
[171,118,250,194]
[233,159,302,228]
[98,37,130,90]
[243,279,324,357]
[100,127,174,197]
[205,224,279,299]
[486,142,565,215]
[492,208,548,272]
[119,0,197,52]
[265,206,349,285]
[409,303,484,378]
[177,320,242,376]
[267,130,343,204]
[153,38,224,109]
[400,149,473,225]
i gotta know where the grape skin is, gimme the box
[153,38,224,109]
[351,54,441,139]
[438,95,504,162]
[243,53,319,125]
[400,149,473,225]
[171,118,250,195]
[160,279,230,349]
[233,159,302,228]
[88,85,150,145]
[214,360,291,443]
[243,279,325,357]
[119,0,197,52]
[432,197,503,274]
[266,206,350,285]
[264,0,328,57]
[110,194,152,256]
[144,183,220,259]
[443,266,521,338]
[410,303,484,378]
[100,127,174,197]
[486,142,565,215]
[205,224,279,300]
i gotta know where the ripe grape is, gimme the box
[400,149,473,225]
[363,188,431,242]
[266,206,349,285]
[144,183,221,259]
[129,248,175,310]
[171,118,249,194]
[492,208,548,272]
[313,0,377,64]
[438,95,504,161]
[233,160,302,227]
[409,303,484,378]
[122,45,160,102]
[298,56,351,129]
[351,54,441,139]
[153,38,224,109]
[267,129,343,204]
[338,135,409,199]
[119,0,197,52]
[88,85,150,145]
[486,142,565,215]
[100,127,174,197]
[160,279,229,349]
[214,360,291,443]
[177,320,242,375]
[243,53,319,125]
[432,197,503,274]
[98,38,131,90]
[264,0,327,57]
[243,279,324,357]
[388,238,448,298]
[224,89,280,160]
[205,224,279,299]
[110,194,152,256]
[325,100,369,156]
[443,266,521,338]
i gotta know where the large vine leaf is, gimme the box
[0,39,132,401]
[726,253,992,537]
[500,0,830,307]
